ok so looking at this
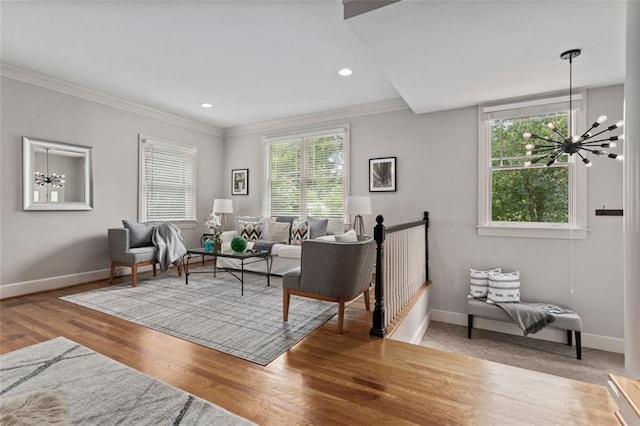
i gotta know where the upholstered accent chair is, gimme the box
[282,236,375,333]
[108,227,182,287]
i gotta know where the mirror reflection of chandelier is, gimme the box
[34,148,66,187]
[523,49,624,168]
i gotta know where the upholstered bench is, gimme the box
[467,298,583,359]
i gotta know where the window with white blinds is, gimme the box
[138,135,197,223]
[262,126,349,219]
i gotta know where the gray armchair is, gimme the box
[283,236,375,333]
[108,228,182,287]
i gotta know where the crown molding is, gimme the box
[0,62,223,137]
[223,97,410,137]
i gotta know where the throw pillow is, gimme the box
[265,222,290,243]
[235,216,261,234]
[276,216,297,244]
[291,220,309,245]
[238,220,263,241]
[486,271,521,304]
[122,220,155,248]
[307,217,329,239]
[335,229,358,243]
[468,267,502,299]
[325,218,344,235]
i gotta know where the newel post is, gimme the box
[424,211,430,282]
[370,215,387,337]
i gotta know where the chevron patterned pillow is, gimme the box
[291,220,309,245]
[238,220,263,241]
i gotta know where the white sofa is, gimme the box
[217,231,302,275]
[216,219,355,276]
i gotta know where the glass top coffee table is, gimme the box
[183,248,271,295]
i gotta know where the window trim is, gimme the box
[477,93,588,240]
[138,134,198,228]
[261,124,350,220]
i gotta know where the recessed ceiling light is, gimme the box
[201,103,213,108]
[338,68,353,76]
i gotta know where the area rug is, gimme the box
[60,273,336,365]
[0,337,254,425]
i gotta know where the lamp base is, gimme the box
[353,215,365,236]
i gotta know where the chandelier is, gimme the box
[34,148,66,187]
[523,49,624,168]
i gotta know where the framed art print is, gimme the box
[369,157,396,192]
[231,169,249,195]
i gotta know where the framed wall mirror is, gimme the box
[23,137,94,211]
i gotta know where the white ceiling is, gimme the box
[0,1,627,130]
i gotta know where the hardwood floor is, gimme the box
[1,272,617,425]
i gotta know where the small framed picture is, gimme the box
[231,169,249,195]
[369,157,397,192]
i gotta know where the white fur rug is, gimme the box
[0,390,69,426]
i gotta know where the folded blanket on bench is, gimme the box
[495,302,554,336]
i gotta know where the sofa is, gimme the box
[215,216,354,275]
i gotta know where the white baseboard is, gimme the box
[0,269,111,299]
[429,309,625,354]
[0,262,188,300]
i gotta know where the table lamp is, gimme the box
[345,196,372,236]
[212,198,233,230]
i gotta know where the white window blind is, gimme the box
[139,136,197,222]
[262,126,348,219]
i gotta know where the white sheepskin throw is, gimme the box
[0,390,69,426]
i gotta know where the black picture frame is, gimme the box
[369,157,397,192]
[231,169,249,195]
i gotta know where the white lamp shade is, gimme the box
[345,196,372,215]
[212,198,233,214]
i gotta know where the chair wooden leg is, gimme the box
[283,288,290,322]
[338,299,346,334]
[132,265,138,287]
[152,263,157,277]
[364,288,371,311]
[109,263,115,284]
[177,261,183,277]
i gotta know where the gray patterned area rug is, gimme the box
[61,273,336,365]
[0,337,253,425]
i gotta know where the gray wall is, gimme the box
[223,85,625,340]
[1,77,224,285]
[0,76,624,341]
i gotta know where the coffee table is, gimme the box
[183,248,271,295]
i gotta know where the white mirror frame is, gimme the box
[23,137,94,211]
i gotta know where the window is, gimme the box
[262,126,349,219]
[139,135,197,224]
[478,95,587,239]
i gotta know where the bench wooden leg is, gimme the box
[575,331,582,360]
[467,315,473,339]
[567,329,572,346]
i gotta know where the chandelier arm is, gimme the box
[550,127,567,140]
[581,138,618,145]
[578,124,600,140]
[531,153,553,163]
[579,147,599,154]
[528,133,559,143]
[583,127,616,141]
